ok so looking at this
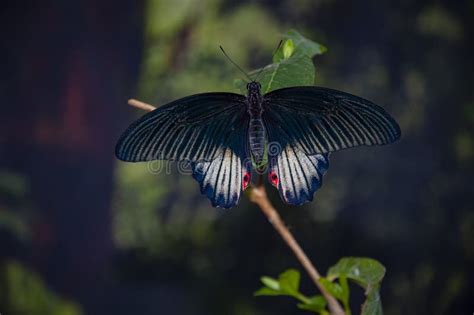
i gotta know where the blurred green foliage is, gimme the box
[111,0,473,314]
[416,5,463,40]
[0,172,82,314]
[138,0,280,100]
[0,261,82,315]
[0,170,32,241]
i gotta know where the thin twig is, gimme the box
[128,98,157,112]
[127,98,345,315]
[249,179,345,315]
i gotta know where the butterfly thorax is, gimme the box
[246,82,266,165]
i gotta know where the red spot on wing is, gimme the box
[242,172,251,190]
[269,171,279,187]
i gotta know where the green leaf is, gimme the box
[3,260,83,315]
[327,257,386,315]
[283,29,327,57]
[282,39,295,59]
[339,275,351,315]
[261,52,315,93]
[234,29,326,94]
[327,257,386,288]
[319,277,344,301]
[360,285,383,315]
[234,52,315,94]
[254,269,303,300]
[273,29,327,62]
[297,295,327,313]
[278,268,300,293]
[254,286,283,297]
[255,269,331,314]
[261,276,280,290]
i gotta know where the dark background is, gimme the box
[0,1,473,314]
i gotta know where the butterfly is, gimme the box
[115,79,401,208]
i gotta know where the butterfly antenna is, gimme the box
[254,40,283,82]
[220,45,252,82]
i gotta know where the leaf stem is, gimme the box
[294,292,312,305]
[126,99,345,315]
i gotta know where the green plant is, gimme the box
[0,261,83,315]
[255,258,386,315]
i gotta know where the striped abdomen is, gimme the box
[249,118,266,164]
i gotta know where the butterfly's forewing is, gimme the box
[115,93,247,162]
[115,92,252,208]
[262,87,401,155]
[263,86,400,204]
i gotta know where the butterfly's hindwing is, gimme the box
[115,93,247,162]
[191,122,252,208]
[263,87,401,155]
[268,144,329,205]
[192,148,252,209]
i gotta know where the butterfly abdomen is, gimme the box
[248,118,266,164]
[246,82,266,165]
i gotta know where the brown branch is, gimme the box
[249,179,345,315]
[128,98,157,112]
[127,98,345,315]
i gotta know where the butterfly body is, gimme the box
[116,83,401,208]
[246,81,266,166]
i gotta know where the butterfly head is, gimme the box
[246,81,261,95]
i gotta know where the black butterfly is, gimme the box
[115,79,401,208]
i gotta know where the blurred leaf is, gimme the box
[319,277,344,301]
[112,163,169,249]
[254,286,282,297]
[255,269,301,297]
[339,276,351,314]
[283,39,295,59]
[297,295,328,314]
[360,288,383,315]
[145,0,199,37]
[455,131,473,162]
[255,269,331,313]
[0,171,32,241]
[320,276,351,313]
[327,257,386,286]
[0,210,30,241]
[0,170,28,198]
[327,257,386,315]
[261,276,281,291]
[138,1,280,100]
[255,269,315,308]
[417,5,463,40]
[278,268,301,292]
[1,261,83,315]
